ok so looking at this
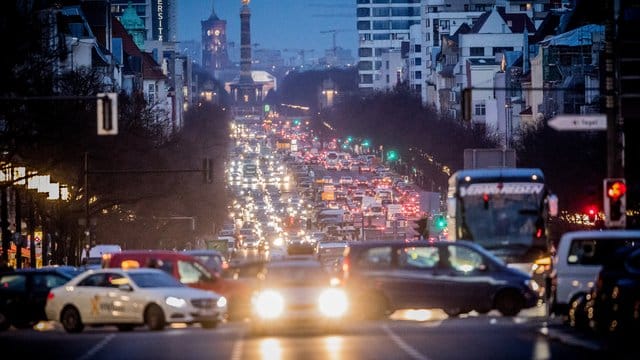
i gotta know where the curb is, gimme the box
[539,325,604,351]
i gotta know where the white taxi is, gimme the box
[45,268,227,333]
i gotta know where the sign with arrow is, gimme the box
[548,114,606,131]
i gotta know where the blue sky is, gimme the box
[177,0,358,57]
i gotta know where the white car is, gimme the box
[45,268,227,333]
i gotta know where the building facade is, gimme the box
[110,0,177,42]
[356,0,421,93]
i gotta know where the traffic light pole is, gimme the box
[605,0,624,179]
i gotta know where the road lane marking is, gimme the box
[76,334,115,360]
[382,324,431,360]
[230,329,244,360]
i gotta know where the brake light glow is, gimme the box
[47,292,54,301]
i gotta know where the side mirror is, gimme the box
[118,284,133,292]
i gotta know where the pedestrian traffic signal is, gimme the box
[603,178,626,227]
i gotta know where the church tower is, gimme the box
[201,0,229,76]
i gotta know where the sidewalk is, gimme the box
[540,316,639,358]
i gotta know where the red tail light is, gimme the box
[47,292,54,301]
[535,228,543,238]
[342,256,350,277]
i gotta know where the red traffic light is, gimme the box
[606,181,627,202]
[585,205,598,222]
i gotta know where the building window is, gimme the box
[415,71,422,79]
[357,21,371,30]
[386,74,390,83]
[440,20,449,30]
[375,61,382,70]
[414,44,421,53]
[357,0,371,4]
[493,47,514,56]
[373,21,391,30]
[359,48,373,57]
[426,19,430,28]
[360,74,373,84]
[372,8,389,17]
[520,4,528,11]
[373,33,390,40]
[470,47,484,56]
[475,103,486,116]
[147,83,155,103]
[358,61,373,71]
[360,33,372,41]
[414,57,421,66]
[385,61,390,70]
[357,8,370,17]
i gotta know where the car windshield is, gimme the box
[263,265,330,286]
[129,272,185,288]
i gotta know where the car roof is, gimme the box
[4,268,75,275]
[559,230,640,241]
[184,250,223,256]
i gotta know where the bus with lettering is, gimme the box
[446,168,558,274]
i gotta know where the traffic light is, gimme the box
[413,217,428,238]
[386,150,398,162]
[434,215,447,230]
[603,178,626,228]
[585,205,598,222]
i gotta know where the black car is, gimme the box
[585,246,640,336]
[0,267,81,330]
[342,240,539,318]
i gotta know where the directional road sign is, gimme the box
[548,114,607,131]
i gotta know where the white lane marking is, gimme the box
[76,334,115,360]
[230,329,244,360]
[382,324,431,360]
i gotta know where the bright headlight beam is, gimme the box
[318,288,348,318]
[253,290,285,319]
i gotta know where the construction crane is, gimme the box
[320,29,354,59]
[282,48,315,66]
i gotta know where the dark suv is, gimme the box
[1,267,81,330]
[342,240,539,318]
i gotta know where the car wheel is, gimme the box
[145,304,165,331]
[444,307,463,317]
[0,311,10,331]
[495,290,524,317]
[61,306,84,333]
[200,320,218,329]
[475,306,491,315]
[117,324,135,332]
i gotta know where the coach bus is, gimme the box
[446,168,558,271]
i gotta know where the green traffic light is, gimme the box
[387,150,398,161]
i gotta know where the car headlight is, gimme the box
[217,296,228,308]
[318,288,348,318]
[253,290,284,319]
[166,296,187,308]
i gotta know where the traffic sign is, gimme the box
[548,114,606,131]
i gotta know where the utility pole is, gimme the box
[604,0,623,178]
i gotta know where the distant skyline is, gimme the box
[177,0,358,59]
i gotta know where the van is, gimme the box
[104,250,251,319]
[81,244,122,268]
[548,230,640,315]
